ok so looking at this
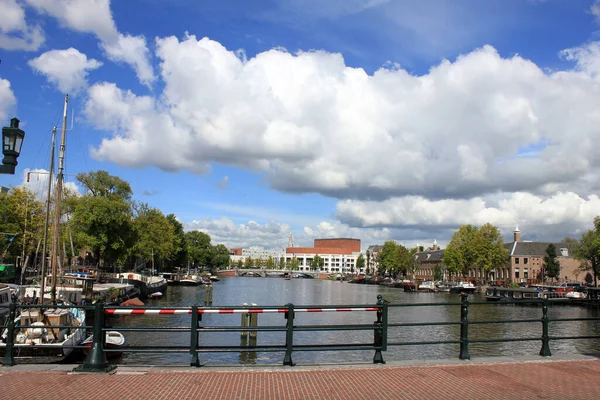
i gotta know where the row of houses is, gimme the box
[228,227,585,283]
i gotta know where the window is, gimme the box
[524,268,529,279]
[515,258,520,264]
[524,258,529,265]
[515,268,520,279]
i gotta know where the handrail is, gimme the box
[2,292,600,372]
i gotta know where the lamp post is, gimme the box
[0,118,25,175]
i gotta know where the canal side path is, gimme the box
[2,353,600,399]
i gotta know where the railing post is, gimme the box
[459,292,470,360]
[283,303,295,366]
[74,303,115,373]
[539,298,552,357]
[190,305,201,367]
[2,303,17,366]
[373,295,386,364]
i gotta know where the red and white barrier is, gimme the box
[105,307,379,315]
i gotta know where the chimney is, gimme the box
[513,225,521,242]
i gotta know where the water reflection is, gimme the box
[113,278,600,366]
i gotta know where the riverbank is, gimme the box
[2,354,599,399]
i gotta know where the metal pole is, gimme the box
[74,303,115,373]
[459,292,470,360]
[2,303,17,366]
[51,94,68,304]
[190,305,200,367]
[373,294,386,364]
[283,303,295,366]
[39,126,57,304]
[540,298,552,356]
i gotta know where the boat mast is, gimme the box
[50,94,69,304]
[39,126,57,305]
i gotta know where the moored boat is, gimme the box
[82,330,125,359]
[449,282,477,294]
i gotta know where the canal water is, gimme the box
[112,277,600,366]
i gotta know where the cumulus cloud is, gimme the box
[28,48,102,93]
[336,192,600,241]
[20,168,80,202]
[183,217,292,249]
[84,37,600,204]
[0,77,17,121]
[0,0,44,51]
[25,0,154,85]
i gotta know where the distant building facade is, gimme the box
[286,238,363,274]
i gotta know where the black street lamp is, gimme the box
[1,118,25,175]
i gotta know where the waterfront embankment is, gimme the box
[2,354,600,399]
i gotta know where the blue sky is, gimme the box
[2,0,600,250]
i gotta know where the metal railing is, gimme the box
[2,294,600,372]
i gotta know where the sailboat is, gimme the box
[0,95,87,362]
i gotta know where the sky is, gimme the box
[1,0,600,251]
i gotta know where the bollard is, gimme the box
[190,305,201,367]
[283,303,295,366]
[373,295,386,364]
[203,284,213,305]
[459,292,470,360]
[241,303,249,338]
[73,303,115,373]
[2,303,17,366]
[249,303,258,339]
[539,298,551,357]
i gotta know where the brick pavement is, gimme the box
[2,357,600,400]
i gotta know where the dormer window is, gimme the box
[426,254,431,260]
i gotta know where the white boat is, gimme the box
[179,275,203,286]
[418,281,437,292]
[449,282,477,294]
[82,330,125,359]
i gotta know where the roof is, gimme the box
[507,241,574,257]
[366,245,382,253]
[414,249,444,263]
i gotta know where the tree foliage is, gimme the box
[573,217,600,286]
[133,204,175,267]
[355,254,365,272]
[378,240,400,275]
[289,256,300,270]
[265,256,275,269]
[543,244,561,281]
[211,244,230,269]
[76,170,132,201]
[311,255,325,271]
[185,230,212,269]
[443,224,507,278]
[166,214,187,270]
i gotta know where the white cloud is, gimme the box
[25,0,154,85]
[183,217,292,249]
[216,176,229,189]
[28,48,102,93]
[0,77,17,121]
[336,192,600,240]
[591,1,600,24]
[85,37,600,204]
[20,168,80,202]
[0,0,44,51]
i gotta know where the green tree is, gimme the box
[289,256,300,270]
[76,170,132,201]
[0,187,45,265]
[433,264,443,282]
[210,244,230,269]
[244,257,254,269]
[165,214,187,271]
[573,217,600,287]
[185,230,212,269]
[474,223,508,279]
[443,225,479,277]
[133,205,175,270]
[72,195,136,269]
[265,256,275,269]
[311,254,325,271]
[378,240,400,275]
[236,259,243,269]
[279,256,285,268]
[404,247,420,279]
[355,254,365,273]
[543,244,561,282]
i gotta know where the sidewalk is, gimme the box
[2,354,600,399]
